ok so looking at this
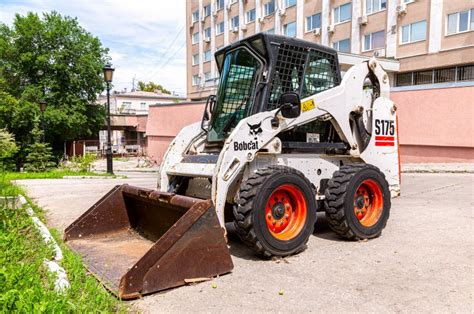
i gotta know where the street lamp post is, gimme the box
[39,99,47,143]
[103,64,115,175]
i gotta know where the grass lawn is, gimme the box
[0,175,125,312]
[3,169,117,180]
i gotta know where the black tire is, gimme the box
[324,164,390,240]
[233,166,317,257]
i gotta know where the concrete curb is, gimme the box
[402,169,474,174]
[62,175,119,179]
[401,163,474,174]
[15,196,70,292]
[94,168,159,173]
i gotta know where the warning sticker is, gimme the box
[301,99,316,112]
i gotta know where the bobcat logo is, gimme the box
[247,122,262,138]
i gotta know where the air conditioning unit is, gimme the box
[312,28,321,36]
[327,24,335,33]
[200,16,206,23]
[374,48,386,57]
[204,37,211,43]
[258,16,265,24]
[232,26,239,33]
[358,15,368,25]
[278,8,286,16]
[212,9,218,17]
[226,3,232,11]
[240,24,247,31]
[396,3,407,15]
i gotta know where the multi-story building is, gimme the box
[187,0,473,99]
[185,0,474,162]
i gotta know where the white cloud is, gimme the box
[0,0,187,95]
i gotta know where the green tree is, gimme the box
[0,12,109,165]
[137,80,171,94]
[23,125,55,172]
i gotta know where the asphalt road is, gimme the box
[17,173,474,312]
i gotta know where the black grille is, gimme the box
[268,43,309,110]
[267,42,339,110]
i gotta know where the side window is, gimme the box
[301,51,339,98]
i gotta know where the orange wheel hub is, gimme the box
[353,179,383,227]
[265,184,307,240]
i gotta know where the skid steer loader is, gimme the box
[65,33,400,299]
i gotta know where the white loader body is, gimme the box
[160,58,400,228]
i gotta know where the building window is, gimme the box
[192,74,201,86]
[192,53,199,66]
[192,32,199,44]
[458,64,474,81]
[364,30,385,51]
[285,0,296,8]
[230,0,237,4]
[447,9,474,35]
[122,102,132,111]
[333,39,351,53]
[203,4,211,17]
[204,27,211,40]
[334,3,351,24]
[396,64,474,87]
[264,0,276,16]
[140,102,147,110]
[192,10,199,23]
[216,22,224,35]
[230,16,239,30]
[204,49,212,62]
[266,28,275,34]
[401,20,426,43]
[204,71,212,82]
[306,13,321,31]
[246,9,256,23]
[283,22,297,37]
[216,0,224,11]
[366,0,387,15]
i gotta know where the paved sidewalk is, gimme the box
[16,172,473,312]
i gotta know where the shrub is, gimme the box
[23,142,55,172]
[69,154,96,173]
[0,130,18,169]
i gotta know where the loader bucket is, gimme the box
[64,184,233,299]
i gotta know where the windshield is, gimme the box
[207,47,261,142]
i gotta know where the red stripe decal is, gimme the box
[375,136,395,141]
[375,141,395,146]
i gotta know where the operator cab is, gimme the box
[202,33,343,151]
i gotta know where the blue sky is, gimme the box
[0,0,187,95]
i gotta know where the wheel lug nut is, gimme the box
[285,214,289,218]
[280,221,284,225]
[267,214,272,219]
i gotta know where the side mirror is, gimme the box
[278,92,301,119]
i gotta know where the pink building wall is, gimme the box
[392,86,474,163]
[146,102,205,162]
[146,87,474,164]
